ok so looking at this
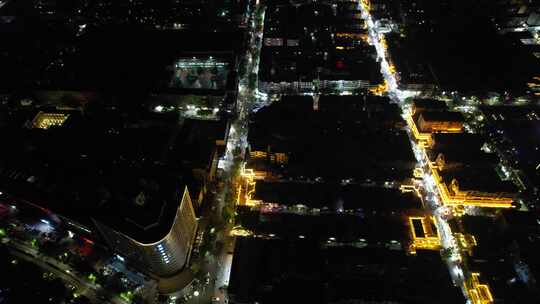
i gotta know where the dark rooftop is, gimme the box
[229,238,464,303]
[171,118,228,170]
[254,182,422,211]
[429,148,499,168]
[94,170,189,243]
[240,212,408,243]
[431,133,486,150]
[428,134,499,167]
[413,99,448,112]
[384,1,540,94]
[248,97,415,180]
[440,168,518,194]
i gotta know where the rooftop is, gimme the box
[171,118,228,169]
[413,99,448,112]
[259,1,381,83]
[385,1,540,93]
[94,169,189,243]
[229,238,464,303]
[428,134,499,166]
[240,211,408,243]
[431,133,486,150]
[418,111,465,123]
[248,98,415,180]
[254,182,423,211]
[440,168,518,194]
[430,148,499,168]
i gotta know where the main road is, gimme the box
[185,1,266,304]
[357,1,471,302]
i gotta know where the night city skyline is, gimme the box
[1,1,540,304]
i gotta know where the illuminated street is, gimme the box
[221,4,265,172]
[0,0,538,303]
[190,2,266,304]
[357,0,471,301]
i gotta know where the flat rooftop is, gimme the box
[431,133,486,150]
[93,169,189,243]
[440,168,518,194]
[428,134,499,166]
[384,1,540,93]
[429,148,499,167]
[259,1,381,83]
[240,212,408,243]
[171,118,228,169]
[248,99,415,179]
[413,99,448,111]
[319,95,403,126]
[229,238,464,303]
[254,182,422,211]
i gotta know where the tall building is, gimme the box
[94,186,198,278]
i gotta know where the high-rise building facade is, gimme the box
[94,186,198,277]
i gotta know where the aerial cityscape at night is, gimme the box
[0,0,539,303]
